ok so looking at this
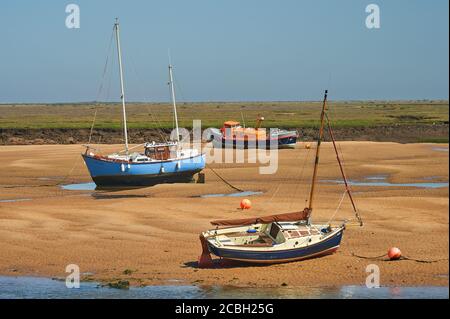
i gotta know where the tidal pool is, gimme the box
[60,182,97,191]
[432,147,449,152]
[199,191,263,198]
[322,175,448,189]
[0,198,32,203]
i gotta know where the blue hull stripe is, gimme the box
[219,135,297,149]
[207,229,343,263]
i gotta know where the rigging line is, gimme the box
[96,28,115,101]
[170,66,190,142]
[266,146,299,204]
[105,37,116,104]
[325,112,363,226]
[267,184,282,202]
[55,155,83,187]
[148,111,168,142]
[288,144,312,210]
[266,144,299,205]
[126,49,169,141]
[65,30,114,188]
[325,112,357,207]
[117,143,146,154]
[206,164,244,193]
[326,191,346,225]
[88,28,115,146]
[168,52,188,103]
[173,74,188,104]
[327,97,348,172]
[88,109,98,145]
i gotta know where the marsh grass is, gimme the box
[0,100,447,129]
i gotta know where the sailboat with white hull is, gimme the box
[82,19,205,188]
[198,90,363,266]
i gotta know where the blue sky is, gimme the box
[0,0,448,102]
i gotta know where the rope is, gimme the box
[1,154,83,190]
[117,143,146,155]
[288,144,312,210]
[352,252,448,263]
[206,164,244,192]
[88,109,98,145]
[126,47,169,143]
[267,147,301,205]
[86,27,115,149]
[55,156,82,186]
[96,28,115,100]
[326,191,346,225]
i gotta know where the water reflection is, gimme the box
[0,276,447,299]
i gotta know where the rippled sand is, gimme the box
[0,142,448,288]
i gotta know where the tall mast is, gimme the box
[308,89,328,211]
[168,59,180,143]
[114,18,129,156]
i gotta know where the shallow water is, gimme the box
[0,198,31,203]
[199,191,263,198]
[60,182,97,191]
[0,276,447,299]
[432,147,449,152]
[60,182,263,198]
[323,175,448,189]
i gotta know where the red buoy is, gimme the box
[388,247,402,260]
[240,198,252,210]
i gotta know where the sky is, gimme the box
[0,0,448,103]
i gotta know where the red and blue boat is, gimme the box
[209,118,298,149]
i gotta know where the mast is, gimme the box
[168,61,180,143]
[114,18,129,156]
[308,89,328,211]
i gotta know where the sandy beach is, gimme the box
[0,142,448,288]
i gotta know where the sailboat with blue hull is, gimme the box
[82,144,205,187]
[198,90,363,266]
[82,20,205,188]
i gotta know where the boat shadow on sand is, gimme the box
[183,259,269,269]
[90,193,151,200]
[183,252,336,269]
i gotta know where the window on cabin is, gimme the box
[145,146,170,160]
[269,223,280,240]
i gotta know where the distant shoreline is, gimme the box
[1,124,448,145]
[1,100,448,144]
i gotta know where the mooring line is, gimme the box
[206,164,244,193]
[352,252,447,263]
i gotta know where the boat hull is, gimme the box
[210,129,297,149]
[206,228,343,264]
[82,153,205,187]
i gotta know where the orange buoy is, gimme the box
[388,247,402,260]
[240,198,252,210]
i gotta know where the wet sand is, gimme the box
[0,142,448,288]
